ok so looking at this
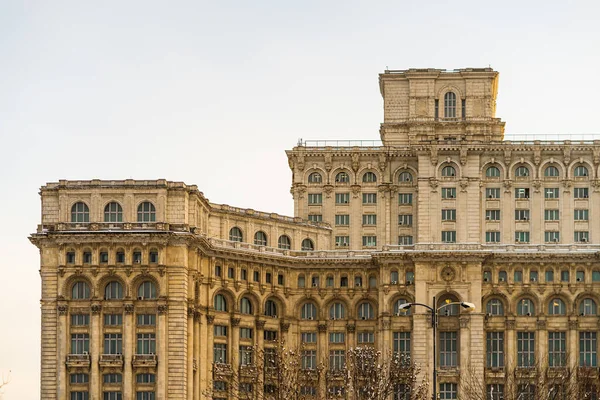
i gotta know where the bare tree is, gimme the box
[0,370,10,399]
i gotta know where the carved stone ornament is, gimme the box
[563,146,571,166]
[324,154,332,172]
[594,148,600,165]
[91,304,102,315]
[429,178,439,192]
[297,154,305,172]
[533,147,541,166]
[378,153,387,172]
[317,323,328,333]
[459,147,468,166]
[503,180,512,193]
[188,307,196,318]
[459,178,469,192]
[280,322,290,332]
[124,303,134,314]
[430,146,438,166]
[352,153,360,172]
[459,317,470,328]
[532,180,541,193]
[323,185,334,198]
[57,304,69,316]
[381,320,391,330]
[569,319,578,330]
[592,180,600,192]
[346,323,356,333]
[505,320,516,330]
[255,320,266,330]
[206,315,215,325]
[157,304,168,315]
[441,266,456,282]
[536,320,547,329]
[230,317,241,327]
[351,185,361,198]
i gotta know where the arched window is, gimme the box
[240,297,253,314]
[301,238,314,251]
[486,166,500,178]
[575,165,589,177]
[548,298,566,315]
[72,281,91,300]
[229,227,243,242]
[394,298,411,316]
[515,166,529,177]
[254,231,267,246]
[441,165,456,177]
[71,202,90,223]
[362,172,377,183]
[301,303,317,320]
[335,172,350,183]
[486,299,504,316]
[104,281,123,300]
[544,166,559,177]
[357,302,374,320]
[326,275,334,287]
[438,296,459,316]
[265,299,278,317]
[517,298,535,316]
[308,172,322,183]
[483,270,492,282]
[137,202,156,222]
[444,92,457,118]
[214,294,227,311]
[580,298,597,316]
[329,302,346,319]
[399,171,413,182]
[278,235,291,250]
[104,202,123,222]
[137,281,157,300]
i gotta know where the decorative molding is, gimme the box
[231,317,241,327]
[346,323,356,333]
[206,315,215,325]
[91,303,102,315]
[157,304,168,315]
[57,304,69,316]
[280,322,290,332]
[318,323,328,333]
[459,316,470,328]
[255,320,266,330]
[124,303,134,314]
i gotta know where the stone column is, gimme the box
[460,316,471,370]
[57,304,68,400]
[256,319,265,349]
[505,319,516,395]
[194,312,201,400]
[536,319,547,371]
[318,323,328,399]
[123,303,134,400]
[204,315,215,395]
[90,303,102,400]
[187,307,195,400]
[230,317,241,400]
[346,323,356,348]
[157,304,168,400]
[568,319,578,371]
[280,321,290,344]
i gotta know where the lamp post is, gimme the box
[398,297,475,400]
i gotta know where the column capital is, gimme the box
[124,303,135,314]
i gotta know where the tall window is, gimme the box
[278,235,291,250]
[335,193,350,204]
[439,383,457,399]
[580,298,598,316]
[301,238,314,251]
[362,172,377,183]
[486,332,505,368]
[357,302,374,320]
[580,332,597,367]
[548,332,567,367]
[71,334,90,354]
[362,193,377,204]
[515,166,530,177]
[301,303,317,320]
[575,165,589,177]
[441,165,456,177]
[308,193,323,204]
[439,332,458,367]
[214,294,227,311]
[548,298,566,315]
[443,92,457,118]
[308,172,322,183]
[104,202,123,222]
[393,332,411,359]
[329,350,345,371]
[104,281,123,300]
[72,281,91,300]
[486,299,504,316]
[137,281,157,300]
[399,193,413,205]
[517,331,535,367]
[136,333,156,355]
[254,231,267,246]
[394,299,411,316]
[517,298,535,316]
[229,227,243,242]
[329,302,346,319]
[302,350,317,370]
[264,299,277,317]
[71,202,90,223]
[487,384,504,400]
[104,334,122,355]
[442,187,456,199]
[239,346,253,366]
[240,297,253,314]
[213,343,227,364]
[137,202,156,222]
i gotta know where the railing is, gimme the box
[298,139,384,148]
[66,353,91,367]
[99,354,124,367]
[132,354,157,367]
[505,133,600,142]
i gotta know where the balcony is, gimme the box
[213,363,233,377]
[132,354,157,368]
[99,354,124,368]
[239,364,258,378]
[66,353,91,368]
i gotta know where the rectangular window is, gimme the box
[486,231,501,243]
[398,236,413,245]
[362,214,377,225]
[334,214,350,226]
[393,332,411,358]
[545,209,559,221]
[213,381,227,391]
[70,373,89,384]
[486,384,504,400]
[485,210,500,221]
[580,332,597,367]
[486,188,500,199]
[214,325,228,337]
[335,236,350,247]
[264,330,277,341]
[439,332,458,367]
[228,267,234,279]
[546,270,554,282]
[240,328,253,339]
[548,332,567,367]
[515,188,530,199]
[517,385,535,400]
[441,209,456,221]
[545,231,560,243]
[136,334,156,355]
[561,270,570,282]
[71,334,90,354]
[357,331,375,344]
[307,214,322,222]
[302,350,316,370]
[442,187,456,199]
[362,236,377,247]
[277,274,284,285]
[515,209,530,221]
[434,99,439,120]
[301,332,317,343]
[399,193,413,205]
[362,193,377,204]
[241,269,247,280]
[104,314,122,326]
[213,344,227,364]
[253,271,260,282]
[329,332,345,343]
[486,332,505,368]
[545,188,559,199]
[517,331,535,367]
[100,252,109,263]
[103,334,122,355]
[71,314,90,326]
[266,272,272,283]
[398,214,413,226]
[575,231,590,243]
[439,383,457,399]
[575,209,589,221]
[308,193,322,205]
[461,99,466,119]
[335,193,350,204]
[71,393,90,400]
[329,350,346,371]
[136,314,156,326]
[136,392,155,400]
[441,231,456,243]
[574,187,589,199]
[515,231,530,243]
[239,346,253,366]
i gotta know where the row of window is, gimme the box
[484,297,599,316]
[71,280,157,300]
[215,266,285,285]
[486,231,591,243]
[71,201,156,223]
[228,227,314,250]
[66,249,159,265]
[70,372,156,384]
[70,392,154,400]
[513,187,589,199]
[334,235,414,247]
[485,208,591,221]
[308,171,382,184]
[70,333,155,355]
[71,313,156,327]
[484,268,600,284]
[486,164,591,179]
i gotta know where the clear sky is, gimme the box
[1,1,600,398]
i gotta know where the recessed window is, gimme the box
[515,209,530,221]
[575,231,589,243]
[214,294,227,312]
[335,236,350,247]
[545,231,560,243]
[241,269,247,280]
[580,298,597,316]
[441,165,456,177]
[136,373,156,384]
[67,251,76,264]
[441,231,456,243]
[308,214,322,222]
[229,227,243,242]
[240,297,253,314]
[576,270,585,282]
[515,231,530,243]
[133,251,142,264]
[240,328,253,339]
[308,172,322,183]
[362,172,377,183]
[329,332,345,343]
[335,193,350,204]
[335,171,350,183]
[104,281,123,300]
[116,251,125,263]
[514,270,523,283]
[486,210,500,221]
[72,281,91,300]
[399,193,413,205]
[357,302,374,320]
[548,298,566,315]
[398,214,413,226]
[137,202,156,222]
[278,235,291,250]
[83,251,92,264]
[545,269,554,282]
[298,275,305,288]
[104,314,122,326]
[265,299,277,317]
[498,270,507,282]
[561,270,570,282]
[253,270,260,282]
[517,298,535,316]
[486,188,500,199]
[71,314,90,326]
[301,303,317,320]
[362,214,377,225]
[398,235,413,245]
[137,314,156,326]
[515,166,529,177]
[326,275,334,287]
[301,332,317,343]
[137,281,157,300]
[70,373,89,384]
[254,231,267,246]
[308,193,323,205]
[71,202,90,223]
[545,188,559,198]
[441,187,456,199]
[100,252,109,264]
[265,272,272,283]
[486,166,500,177]
[104,202,123,223]
[362,236,377,247]
[149,251,158,264]
[545,209,559,221]
[441,209,456,221]
[515,188,530,199]
[335,214,350,226]
[544,166,559,177]
[443,92,457,118]
[340,276,348,287]
[574,165,589,177]
[574,188,589,199]
[301,238,314,251]
[277,274,284,285]
[362,193,377,204]
[329,302,346,319]
[574,209,589,221]
[399,172,413,182]
[214,325,228,337]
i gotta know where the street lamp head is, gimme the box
[398,303,412,311]
[460,302,476,312]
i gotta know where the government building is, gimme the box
[31,68,600,400]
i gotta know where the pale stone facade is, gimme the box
[31,68,600,399]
